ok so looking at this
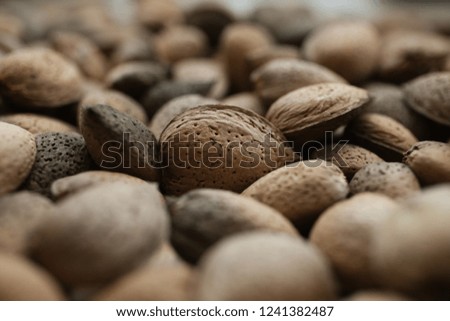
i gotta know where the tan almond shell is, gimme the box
[0,252,65,300]
[149,94,219,140]
[346,291,410,301]
[0,191,55,254]
[266,83,369,144]
[94,264,194,301]
[33,182,169,287]
[346,113,418,161]
[349,162,420,199]
[0,113,77,134]
[195,232,337,300]
[220,23,273,91]
[170,188,298,262]
[79,89,148,123]
[51,171,149,200]
[371,185,450,299]
[246,45,301,72]
[314,143,384,179]
[0,47,83,108]
[303,20,381,83]
[403,141,450,185]
[403,72,450,127]
[0,122,36,196]
[160,105,294,196]
[138,0,184,31]
[378,30,450,82]
[50,30,107,81]
[222,92,265,116]
[79,104,159,182]
[242,160,349,223]
[310,193,401,289]
[251,58,346,104]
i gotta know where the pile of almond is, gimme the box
[0,0,449,301]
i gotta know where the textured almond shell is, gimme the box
[251,58,346,104]
[0,48,83,108]
[403,72,450,127]
[242,160,349,222]
[0,113,77,134]
[160,105,294,195]
[266,83,369,143]
[0,122,36,195]
[403,141,450,185]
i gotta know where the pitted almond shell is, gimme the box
[266,83,369,144]
[160,104,294,196]
[242,160,349,222]
[222,92,265,116]
[0,47,83,108]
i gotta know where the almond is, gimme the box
[195,231,337,300]
[251,58,346,105]
[0,47,83,108]
[266,83,369,145]
[160,105,294,195]
[310,193,401,289]
[0,113,77,134]
[170,188,298,262]
[137,0,184,31]
[349,162,420,199]
[403,141,450,185]
[33,182,169,286]
[403,72,450,127]
[303,20,380,83]
[346,113,418,161]
[242,160,348,226]
[222,92,265,116]
[246,45,300,72]
[0,122,36,195]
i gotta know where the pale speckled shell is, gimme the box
[0,253,64,300]
[160,105,295,196]
[0,113,77,134]
[378,30,449,82]
[403,141,450,185]
[51,171,149,200]
[0,47,83,108]
[346,113,418,161]
[195,232,337,300]
[0,191,55,254]
[371,185,450,298]
[403,72,450,127]
[170,188,298,262]
[242,160,349,222]
[33,182,169,287]
[79,89,148,123]
[0,122,36,195]
[251,58,346,104]
[310,193,401,289]
[303,20,381,83]
[79,104,159,181]
[149,94,219,139]
[349,162,420,199]
[314,143,383,179]
[94,264,193,301]
[266,83,369,144]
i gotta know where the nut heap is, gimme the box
[0,0,449,301]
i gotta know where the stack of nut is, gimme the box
[0,0,449,301]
